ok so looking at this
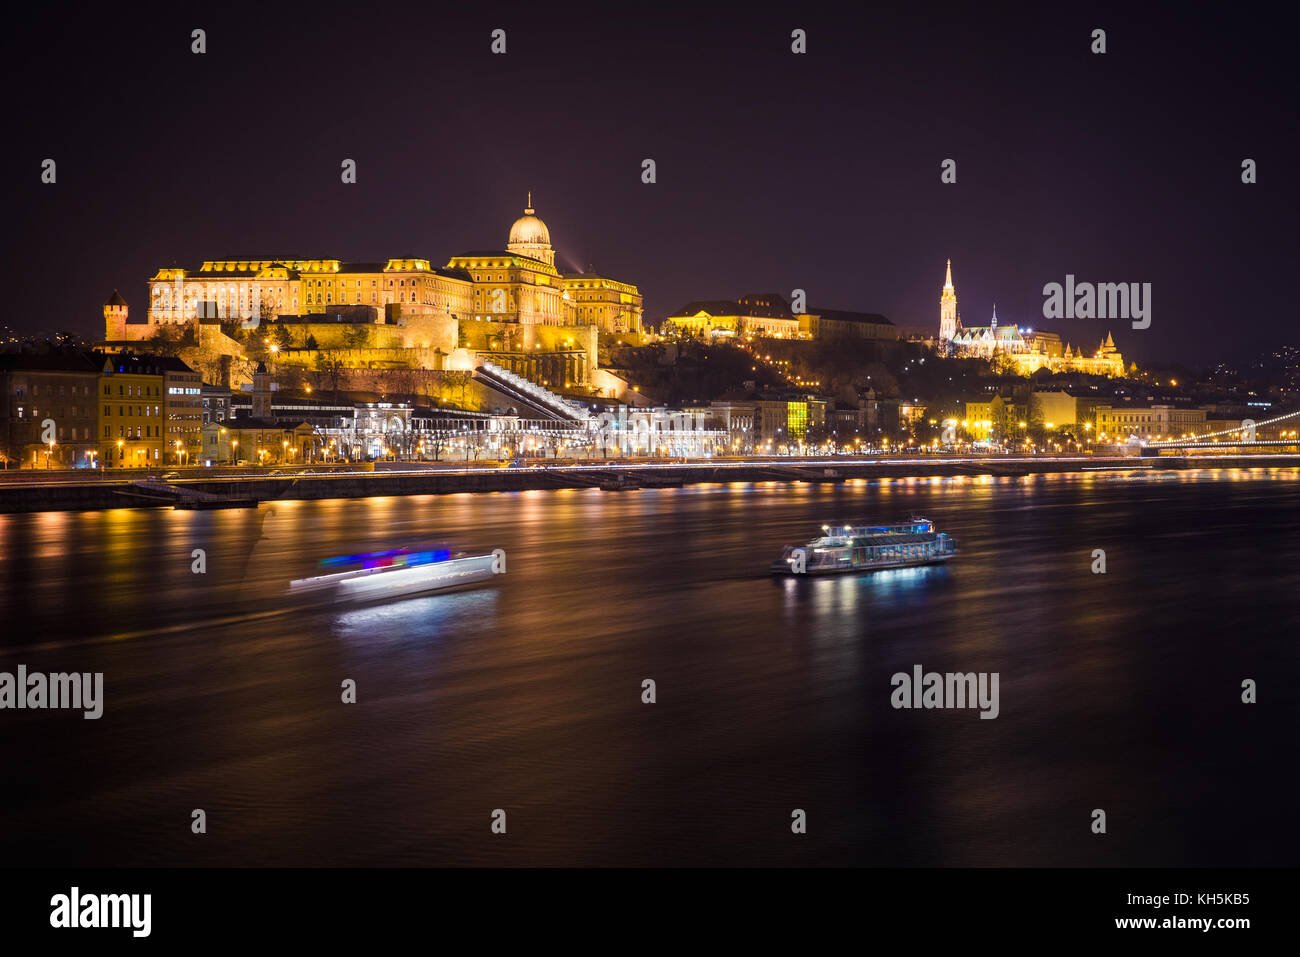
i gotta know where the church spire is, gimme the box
[939,259,958,343]
[525,191,533,214]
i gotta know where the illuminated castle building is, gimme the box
[115,198,642,336]
[938,261,1127,377]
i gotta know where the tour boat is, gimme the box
[288,546,506,603]
[771,519,956,576]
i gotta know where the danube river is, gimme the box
[1,470,1297,866]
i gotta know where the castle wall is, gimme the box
[385,305,458,351]
[303,368,492,410]
[274,347,451,371]
[459,320,597,369]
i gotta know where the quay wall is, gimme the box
[0,456,1296,514]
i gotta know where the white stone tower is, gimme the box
[939,260,958,342]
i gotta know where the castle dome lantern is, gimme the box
[506,192,555,265]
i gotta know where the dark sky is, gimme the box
[4,1,1295,366]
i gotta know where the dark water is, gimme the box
[1,470,1297,866]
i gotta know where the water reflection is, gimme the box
[0,469,1297,866]
[332,589,500,644]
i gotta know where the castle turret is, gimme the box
[103,290,128,339]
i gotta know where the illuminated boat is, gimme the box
[288,546,507,603]
[771,519,956,576]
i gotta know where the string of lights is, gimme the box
[1149,408,1300,446]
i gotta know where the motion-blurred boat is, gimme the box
[771,519,956,576]
[288,546,506,603]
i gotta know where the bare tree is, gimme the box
[342,325,372,349]
[442,370,472,409]
[314,352,346,400]
[143,324,183,357]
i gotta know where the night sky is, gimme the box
[5,1,1295,366]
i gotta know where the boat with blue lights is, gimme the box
[288,546,507,603]
[771,519,956,576]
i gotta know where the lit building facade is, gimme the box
[938,261,1127,376]
[662,294,908,341]
[98,354,166,468]
[964,396,1021,440]
[710,390,826,448]
[1094,404,1208,443]
[160,356,203,465]
[804,308,899,341]
[660,294,804,338]
[1030,389,1105,432]
[0,351,101,468]
[126,198,642,336]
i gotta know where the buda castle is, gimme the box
[119,197,642,336]
[100,198,644,400]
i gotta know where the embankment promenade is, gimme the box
[2,454,1298,513]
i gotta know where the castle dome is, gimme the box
[508,196,550,247]
[505,193,555,266]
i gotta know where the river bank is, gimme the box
[2,454,1298,513]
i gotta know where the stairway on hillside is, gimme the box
[476,361,592,422]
